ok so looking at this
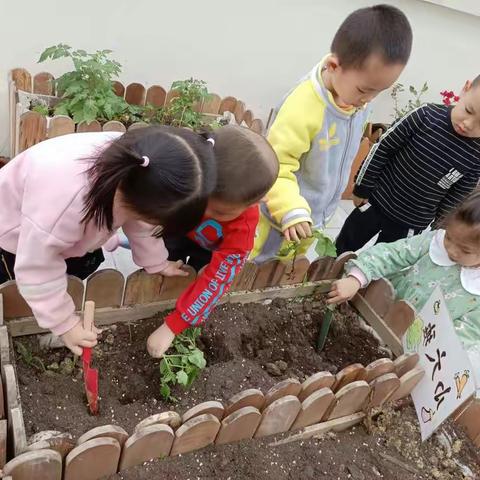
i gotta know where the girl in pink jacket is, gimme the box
[0,126,216,355]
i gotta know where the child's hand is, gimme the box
[283,222,312,242]
[160,260,189,277]
[353,194,368,208]
[61,321,99,356]
[327,277,361,305]
[147,322,175,358]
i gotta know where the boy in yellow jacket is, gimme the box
[252,5,413,262]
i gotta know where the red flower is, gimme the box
[440,89,460,105]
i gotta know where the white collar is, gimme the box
[429,229,480,295]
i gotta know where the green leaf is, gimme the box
[169,357,183,369]
[15,341,29,359]
[186,366,200,386]
[63,83,83,97]
[82,98,98,123]
[277,241,298,258]
[160,383,171,400]
[188,350,206,369]
[313,230,336,258]
[159,359,169,375]
[176,370,189,386]
[324,241,337,258]
[32,357,46,373]
[54,104,70,116]
[52,48,68,60]
[38,46,57,63]
[32,105,49,116]
[162,371,176,384]
[175,343,190,355]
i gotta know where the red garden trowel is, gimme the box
[82,300,99,415]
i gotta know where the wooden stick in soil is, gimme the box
[316,307,334,352]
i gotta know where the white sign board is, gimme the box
[402,286,475,440]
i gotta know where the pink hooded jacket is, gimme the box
[0,132,169,335]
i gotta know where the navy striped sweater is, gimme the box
[354,104,480,229]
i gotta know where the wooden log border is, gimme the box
[9,68,266,156]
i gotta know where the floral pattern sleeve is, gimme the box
[345,231,434,284]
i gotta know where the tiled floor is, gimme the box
[103,199,358,277]
[324,199,355,241]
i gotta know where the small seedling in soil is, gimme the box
[316,304,337,352]
[278,229,336,280]
[15,341,46,373]
[159,327,206,402]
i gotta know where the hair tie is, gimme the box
[141,155,150,167]
[206,138,215,147]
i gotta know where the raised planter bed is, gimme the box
[0,251,477,479]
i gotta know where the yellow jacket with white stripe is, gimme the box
[262,58,370,230]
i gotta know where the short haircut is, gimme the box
[472,74,480,88]
[212,125,279,205]
[331,4,413,69]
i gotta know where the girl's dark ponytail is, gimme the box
[82,138,145,230]
[82,126,216,234]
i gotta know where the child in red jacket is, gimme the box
[149,125,279,356]
[108,126,279,357]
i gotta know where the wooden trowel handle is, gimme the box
[83,301,95,332]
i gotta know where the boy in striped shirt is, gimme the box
[335,76,480,254]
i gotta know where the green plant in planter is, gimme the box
[162,78,212,129]
[38,44,130,124]
[159,327,206,402]
[391,82,429,120]
[277,229,336,289]
[277,229,336,261]
[108,79,216,130]
[15,341,46,373]
[31,103,50,116]
[37,44,218,130]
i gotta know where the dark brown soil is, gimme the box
[16,297,383,439]
[15,296,479,479]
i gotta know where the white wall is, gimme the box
[1,0,479,156]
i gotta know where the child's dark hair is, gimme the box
[472,74,480,89]
[331,4,412,69]
[444,189,480,241]
[210,125,278,204]
[82,126,216,235]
